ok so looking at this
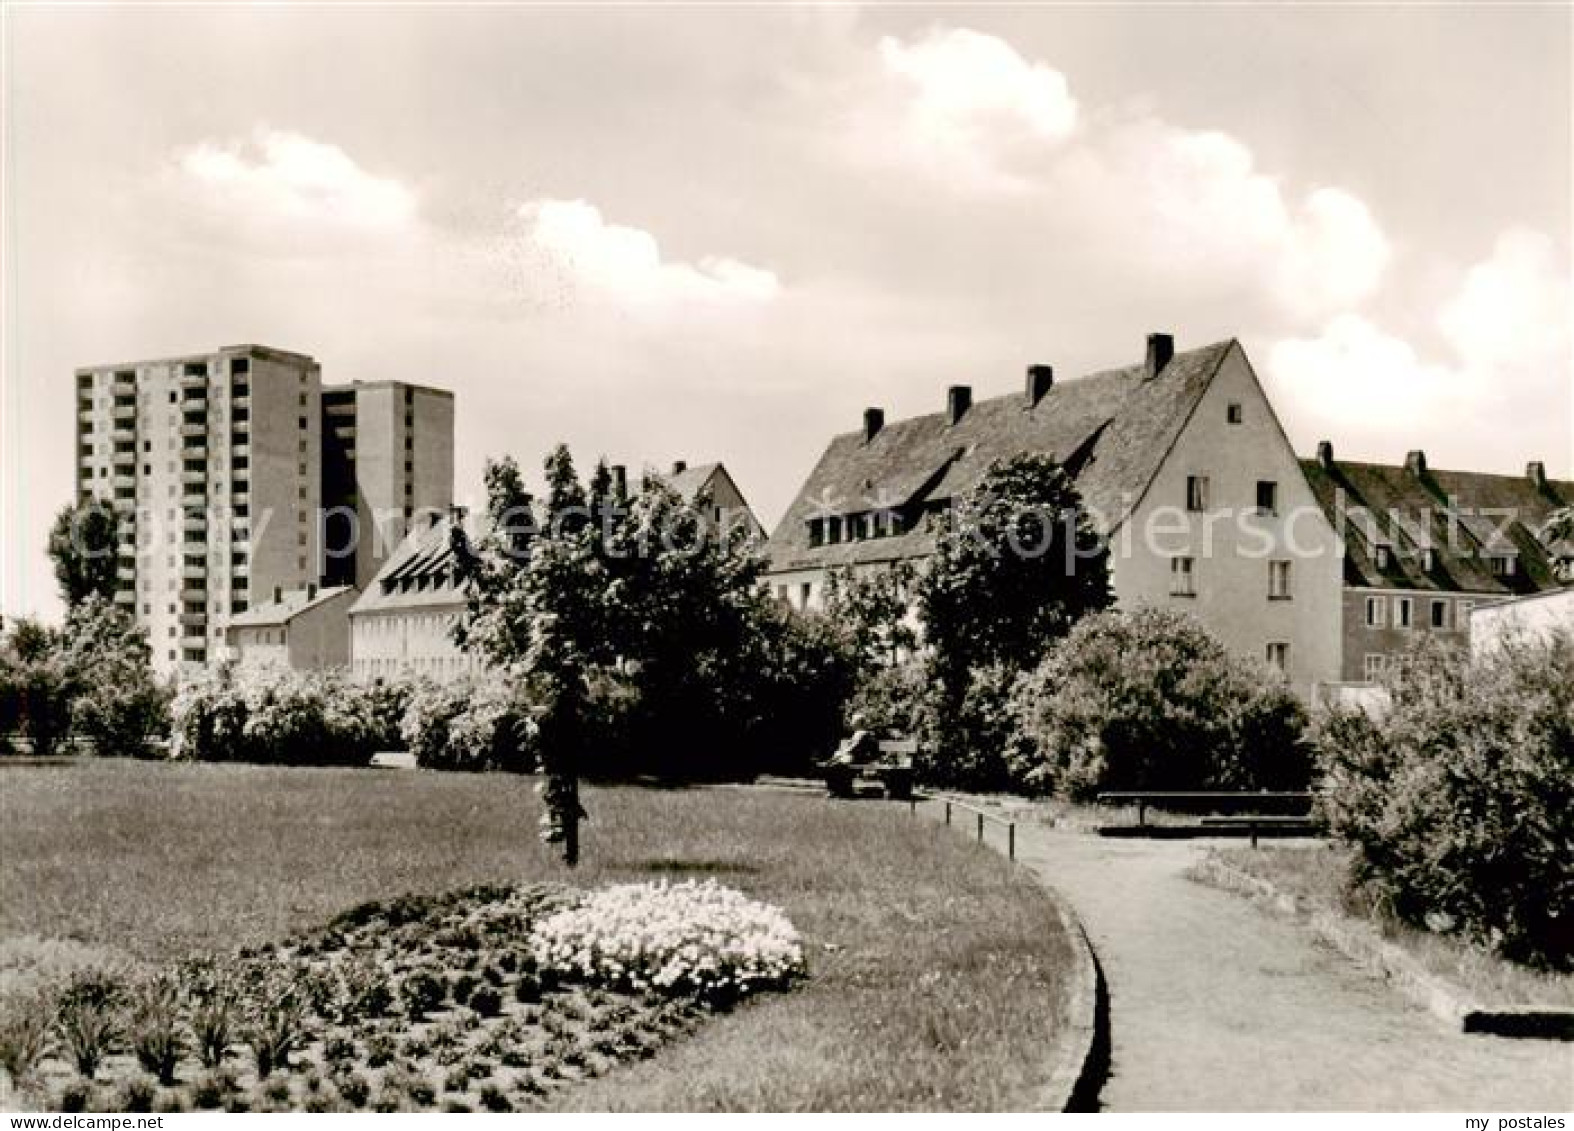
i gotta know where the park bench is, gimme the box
[1096,791,1318,845]
[822,738,916,801]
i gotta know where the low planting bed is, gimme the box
[1,879,805,1112]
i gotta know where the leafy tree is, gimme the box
[47,500,121,608]
[1544,505,1574,582]
[822,561,919,671]
[0,619,71,756]
[1008,607,1311,797]
[58,596,169,757]
[916,454,1112,784]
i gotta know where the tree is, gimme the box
[47,500,121,608]
[1544,506,1574,582]
[822,561,919,670]
[0,619,71,756]
[58,596,169,757]
[916,454,1113,785]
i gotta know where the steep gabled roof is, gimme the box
[229,585,356,628]
[348,517,469,616]
[765,340,1234,572]
[661,462,723,501]
[1298,457,1573,594]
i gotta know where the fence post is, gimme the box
[976,812,984,843]
[1008,823,1016,861]
[945,801,952,827]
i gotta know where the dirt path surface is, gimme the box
[1004,826,1573,1111]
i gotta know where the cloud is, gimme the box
[518,198,781,315]
[178,128,417,230]
[1268,228,1571,467]
[873,25,1077,191]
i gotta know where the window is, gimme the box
[1268,560,1292,599]
[1256,481,1278,516]
[1226,403,1243,425]
[1395,597,1413,629]
[1430,599,1449,629]
[808,518,825,548]
[828,516,843,544]
[1374,544,1392,570]
[1365,596,1386,628]
[1421,547,1437,572]
[798,582,811,609]
[1169,556,1196,596]
[1265,642,1290,674]
[1489,554,1516,577]
[1185,476,1210,512]
[1363,654,1387,682]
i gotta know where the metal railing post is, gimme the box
[945,800,952,827]
[976,812,984,843]
[1008,823,1016,861]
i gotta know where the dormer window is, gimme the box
[1374,544,1393,570]
[808,518,825,548]
[1490,554,1516,578]
[827,516,843,544]
[1420,547,1437,572]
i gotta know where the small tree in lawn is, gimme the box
[47,500,121,608]
[59,596,169,757]
[916,454,1112,787]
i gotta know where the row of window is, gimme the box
[1168,557,1293,598]
[1184,475,1278,515]
[1363,594,1471,631]
[807,510,910,548]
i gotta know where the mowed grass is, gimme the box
[1211,844,1574,1009]
[0,761,1075,1111]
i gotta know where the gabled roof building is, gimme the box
[765,334,1348,697]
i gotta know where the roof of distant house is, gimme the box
[765,339,1236,572]
[1299,453,1573,595]
[229,585,357,628]
[349,516,470,616]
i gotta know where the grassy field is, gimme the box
[1210,843,1573,1009]
[0,760,1075,1111]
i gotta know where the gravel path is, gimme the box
[1004,826,1573,1111]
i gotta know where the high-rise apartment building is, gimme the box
[75,345,323,675]
[320,381,455,589]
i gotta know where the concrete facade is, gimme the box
[321,381,455,590]
[75,345,322,677]
[227,584,356,670]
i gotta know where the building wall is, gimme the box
[1469,588,1574,655]
[349,603,480,682]
[228,628,289,670]
[1105,345,1345,697]
[1339,586,1479,680]
[75,346,320,678]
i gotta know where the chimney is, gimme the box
[273,585,283,604]
[610,464,628,498]
[1405,450,1427,478]
[672,460,687,476]
[448,503,468,524]
[1527,460,1547,490]
[947,385,972,425]
[1316,440,1335,470]
[1145,332,1175,378]
[863,407,885,443]
[1026,365,1054,407]
[307,583,317,600]
[428,510,443,530]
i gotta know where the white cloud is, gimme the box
[874,25,1077,190]
[178,128,417,230]
[518,198,781,315]
[1269,228,1571,466]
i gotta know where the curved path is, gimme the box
[1004,826,1572,1111]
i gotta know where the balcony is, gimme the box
[112,474,136,490]
[181,564,207,581]
[112,404,136,422]
[179,610,207,628]
[111,374,136,395]
[182,396,208,414]
[112,427,135,444]
[230,395,251,412]
[78,408,95,424]
[112,590,135,607]
[181,469,207,486]
[179,423,206,440]
[179,373,208,391]
[116,565,137,583]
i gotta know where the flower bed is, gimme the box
[531,880,807,1005]
[0,882,806,1112]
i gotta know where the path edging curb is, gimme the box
[1038,886,1108,1111]
[1189,854,1574,1041]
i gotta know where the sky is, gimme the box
[3,2,1570,622]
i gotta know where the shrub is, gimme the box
[0,993,53,1088]
[469,985,502,1019]
[334,1069,370,1109]
[242,970,305,1077]
[531,880,805,1006]
[1317,632,1574,969]
[1009,607,1311,797]
[116,1075,157,1113]
[59,597,170,757]
[478,1082,513,1112]
[181,959,239,1069]
[400,677,532,772]
[400,969,447,1020]
[170,666,386,766]
[55,969,126,1079]
[128,973,185,1085]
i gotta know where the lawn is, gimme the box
[0,760,1075,1111]
[1208,843,1574,1010]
